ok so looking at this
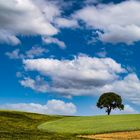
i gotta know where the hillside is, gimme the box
[0,110,140,140]
[0,110,83,140]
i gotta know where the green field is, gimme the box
[0,110,84,140]
[0,110,140,140]
[39,114,140,135]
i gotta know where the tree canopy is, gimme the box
[97,92,124,115]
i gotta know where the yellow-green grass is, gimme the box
[1,110,140,139]
[38,114,140,135]
[0,110,84,140]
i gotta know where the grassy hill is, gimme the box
[38,114,140,135]
[0,110,140,140]
[0,110,83,140]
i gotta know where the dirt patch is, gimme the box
[80,131,140,140]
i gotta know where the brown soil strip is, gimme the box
[80,131,140,140]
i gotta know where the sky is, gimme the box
[0,0,140,116]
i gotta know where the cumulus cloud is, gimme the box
[6,46,48,59]
[74,0,140,44]
[20,76,48,93]
[80,73,140,105]
[55,18,78,28]
[25,46,48,59]
[42,37,66,48]
[0,99,77,115]
[113,104,139,114]
[0,0,59,35]
[23,55,125,95]
[23,55,125,83]
[22,55,140,104]
[101,73,140,105]
[0,0,60,45]
[0,30,21,45]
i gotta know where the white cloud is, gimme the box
[100,73,140,105]
[98,25,140,45]
[1,0,59,35]
[24,55,125,83]
[74,0,140,44]
[96,50,107,58]
[45,99,77,115]
[25,46,48,59]
[6,46,48,59]
[0,0,60,45]
[113,104,139,114]
[6,49,22,59]
[0,99,77,115]
[55,18,78,28]
[42,37,66,48]
[0,30,21,45]
[23,55,125,96]
[34,0,61,23]
[20,76,48,93]
[22,55,140,104]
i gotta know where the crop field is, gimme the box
[0,110,140,140]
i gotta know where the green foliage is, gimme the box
[97,92,124,115]
[39,114,140,135]
[0,111,84,140]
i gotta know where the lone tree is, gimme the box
[96,92,124,115]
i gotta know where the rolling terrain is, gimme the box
[39,114,140,134]
[0,111,83,140]
[0,110,140,139]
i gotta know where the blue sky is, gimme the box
[0,0,140,115]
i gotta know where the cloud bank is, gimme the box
[22,55,140,104]
[0,99,77,115]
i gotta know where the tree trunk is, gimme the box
[107,107,111,115]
